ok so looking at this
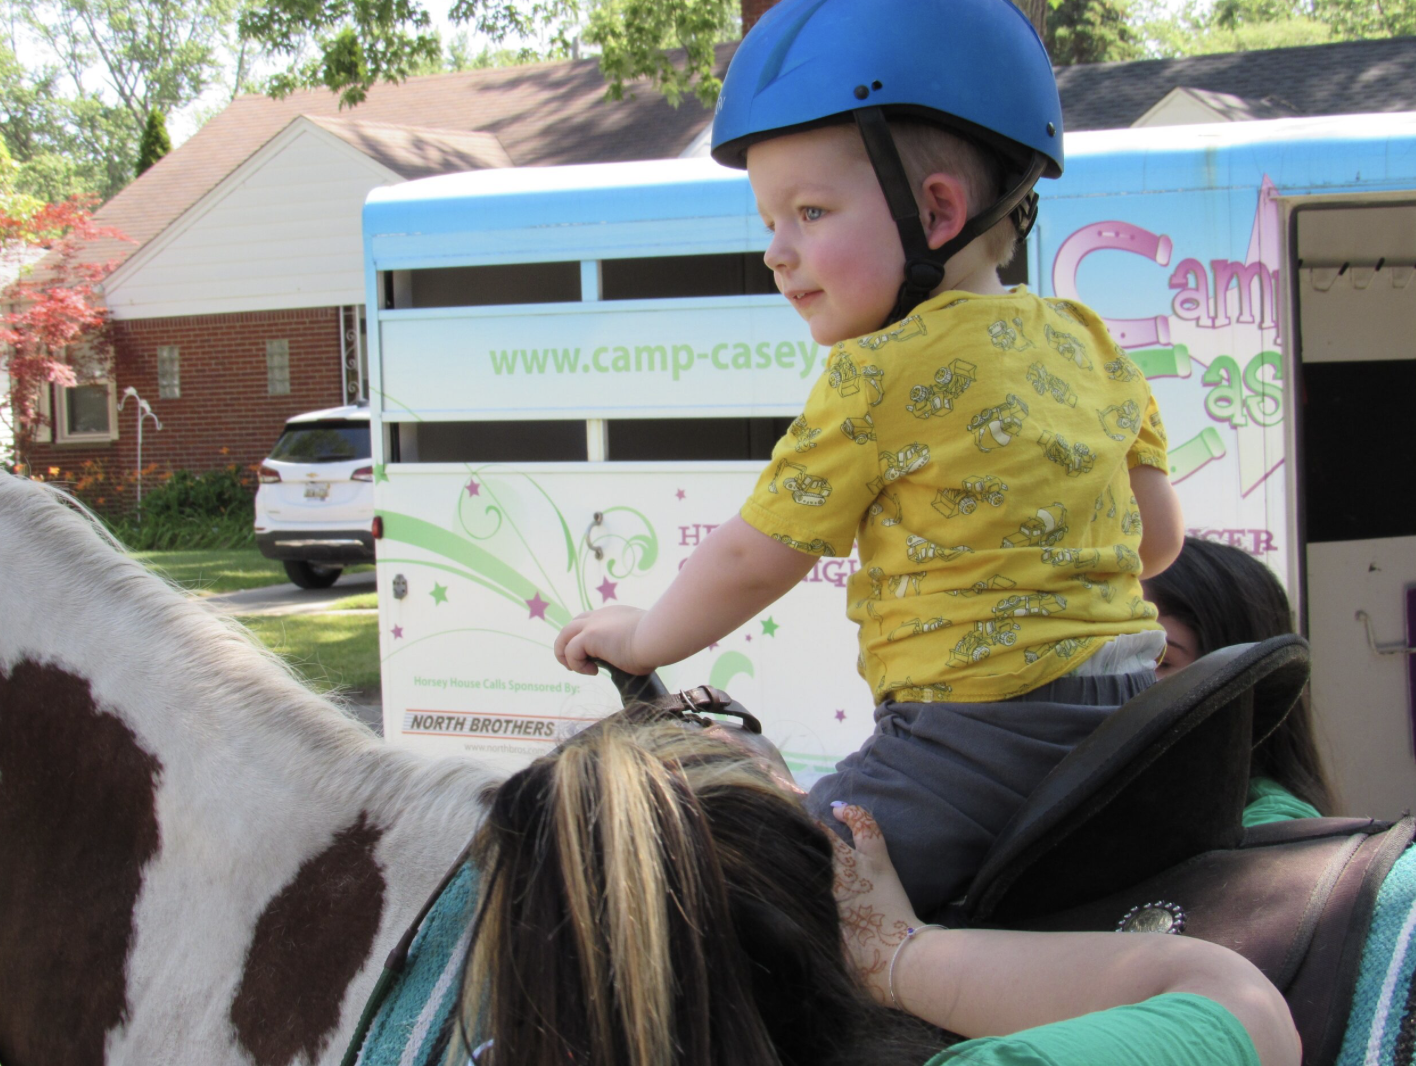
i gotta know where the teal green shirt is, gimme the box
[922,993,1259,1066]
[1243,776,1322,827]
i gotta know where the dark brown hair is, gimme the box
[1144,536,1333,813]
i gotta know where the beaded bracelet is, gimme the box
[888,924,948,1010]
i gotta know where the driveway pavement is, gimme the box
[202,568,377,616]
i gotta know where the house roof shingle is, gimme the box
[306,117,514,177]
[86,48,729,269]
[1058,36,1416,131]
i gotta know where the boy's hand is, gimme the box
[554,605,653,676]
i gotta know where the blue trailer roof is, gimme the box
[363,113,1416,262]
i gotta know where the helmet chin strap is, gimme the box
[853,107,1047,328]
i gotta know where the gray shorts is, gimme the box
[807,670,1155,920]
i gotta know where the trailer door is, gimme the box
[1291,197,1416,816]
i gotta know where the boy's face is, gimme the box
[748,126,904,345]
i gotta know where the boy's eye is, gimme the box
[801,206,825,222]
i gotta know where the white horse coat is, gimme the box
[0,473,500,1066]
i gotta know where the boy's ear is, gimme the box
[919,172,971,251]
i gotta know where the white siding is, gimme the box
[105,126,401,320]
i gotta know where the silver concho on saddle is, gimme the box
[1115,901,1186,934]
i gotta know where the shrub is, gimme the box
[107,466,255,550]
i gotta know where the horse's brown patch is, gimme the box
[0,658,163,1066]
[231,811,386,1066]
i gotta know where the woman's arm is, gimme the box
[830,805,1299,1066]
[554,515,816,675]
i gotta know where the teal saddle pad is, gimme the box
[346,859,480,1066]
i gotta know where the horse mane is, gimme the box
[0,472,501,830]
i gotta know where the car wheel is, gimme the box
[284,560,342,589]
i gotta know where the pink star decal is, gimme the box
[675,489,686,500]
[744,633,752,642]
[465,479,481,497]
[527,592,549,620]
[834,709,847,722]
[708,641,720,651]
[596,577,618,602]
[391,625,404,640]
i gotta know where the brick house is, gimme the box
[13,25,1416,510]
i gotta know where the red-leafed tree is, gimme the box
[1,195,130,460]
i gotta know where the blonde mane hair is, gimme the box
[456,715,940,1066]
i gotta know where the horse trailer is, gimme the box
[362,113,1416,812]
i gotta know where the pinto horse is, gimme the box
[0,473,500,1066]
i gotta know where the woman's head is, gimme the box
[456,712,933,1066]
[1143,536,1331,813]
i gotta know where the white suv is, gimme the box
[254,404,374,589]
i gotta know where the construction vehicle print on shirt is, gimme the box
[1046,299,1086,323]
[988,317,1037,352]
[859,566,926,607]
[1092,485,1118,523]
[1121,507,1143,537]
[789,415,821,453]
[771,532,835,556]
[862,364,885,406]
[828,349,861,398]
[1024,635,1094,665]
[1038,431,1097,477]
[1042,545,1102,570]
[948,618,1021,667]
[906,359,977,419]
[1002,503,1069,549]
[888,615,954,642]
[888,678,955,702]
[1098,399,1142,442]
[1045,324,1093,370]
[876,443,931,485]
[1115,543,1143,573]
[906,535,973,564]
[841,412,875,445]
[768,460,832,506]
[947,574,1018,598]
[1026,362,1077,407]
[1079,572,1116,602]
[993,592,1067,620]
[857,314,927,352]
[1127,595,1157,620]
[931,474,1009,519]
[1148,407,1169,446]
[868,489,902,527]
[968,395,1030,452]
[1105,349,1142,382]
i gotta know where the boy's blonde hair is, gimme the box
[890,118,1018,270]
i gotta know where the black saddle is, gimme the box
[959,635,1414,1066]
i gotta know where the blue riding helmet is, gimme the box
[711,0,1064,323]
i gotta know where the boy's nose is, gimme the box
[763,231,794,273]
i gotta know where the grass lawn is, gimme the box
[328,592,378,610]
[239,612,381,695]
[131,548,286,595]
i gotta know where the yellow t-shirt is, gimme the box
[740,288,1169,703]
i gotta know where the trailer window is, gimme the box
[395,420,588,462]
[384,262,582,309]
[600,253,777,300]
[607,417,794,461]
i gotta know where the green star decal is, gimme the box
[761,616,780,637]
[373,464,390,484]
[430,582,448,605]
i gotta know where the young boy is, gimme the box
[555,0,1184,917]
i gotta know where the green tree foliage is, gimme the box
[1137,0,1412,56]
[240,0,739,109]
[1044,0,1144,64]
[136,109,172,175]
[1,0,255,201]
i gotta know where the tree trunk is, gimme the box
[1013,0,1048,40]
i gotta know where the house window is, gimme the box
[266,339,290,395]
[157,345,180,399]
[55,381,118,443]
